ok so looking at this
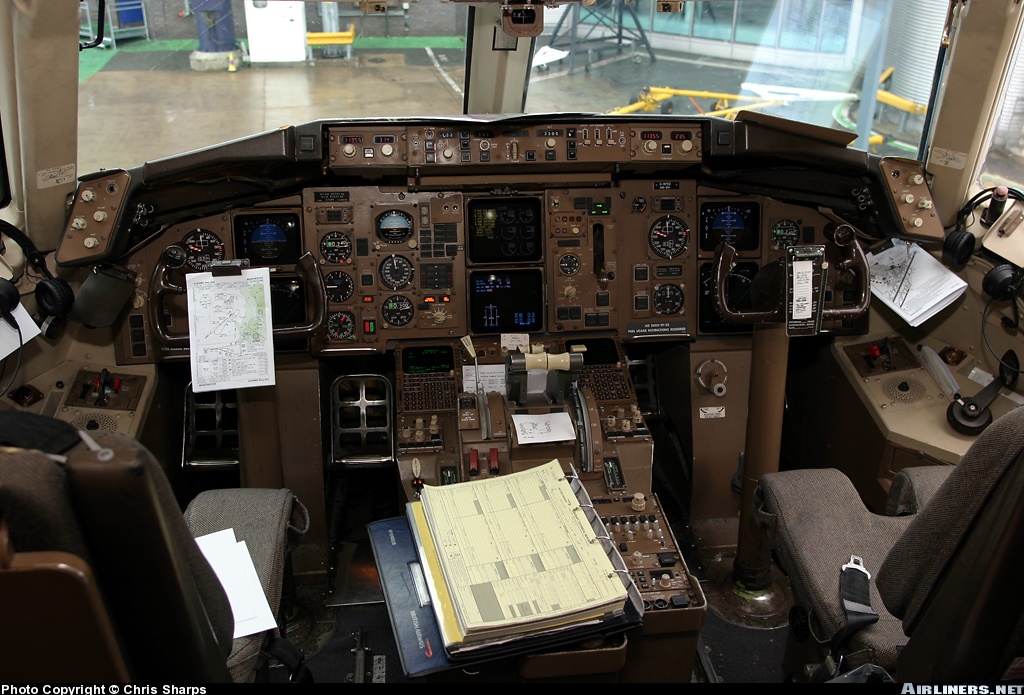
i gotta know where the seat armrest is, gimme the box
[885,466,954,516]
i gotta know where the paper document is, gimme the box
[186,268,275,393]
[0,304,41,360]
[867,240,967,328]
[415,460,626,643]
[511,411,577,444]
[462,364,506,396]
[194,528,277,638]
[791,260,814,320]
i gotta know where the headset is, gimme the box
[0,274,18,329]
[0,218,75,322]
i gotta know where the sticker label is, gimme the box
[626,320,688,336]
[699,406,726,419]
[37,164,76,189]
[930,147,967,170]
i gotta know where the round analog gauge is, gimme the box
[376,210,414,243]
[324,270,355,303]
[380,255,414,289]
[631,197,648,213]
[653,284,684,315]
[320,231,352,263]
[648,216,689,259]
[558,254,581,276]
[771,219,800,250]
[181,229,225,271]
[381,295,414,327]
[326,311,356,341]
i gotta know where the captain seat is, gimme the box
[756,405,1024,682]
[0,412,308,682]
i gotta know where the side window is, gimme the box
[977,35,1024,191]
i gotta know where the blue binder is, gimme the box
[367,516,451,677]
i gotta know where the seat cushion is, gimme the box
[757,468,911,670]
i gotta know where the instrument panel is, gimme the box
[58,115,936,365]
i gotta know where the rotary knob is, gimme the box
[631,493,646,512]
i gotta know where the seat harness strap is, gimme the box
[831,555,880,654]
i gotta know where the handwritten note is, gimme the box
[511,411,576,444]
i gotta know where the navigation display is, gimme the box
[468,269,543,334]
[467,198,542,263]
[234,213,302,266]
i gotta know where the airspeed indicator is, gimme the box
[648,216,689,259]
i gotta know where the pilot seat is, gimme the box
[0,412,309,682]
[755,404,1024,682]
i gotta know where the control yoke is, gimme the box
[712,223,871,330]
[148,249,327,348]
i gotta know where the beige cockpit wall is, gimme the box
[0,2,154,441]
[0,1,79,250]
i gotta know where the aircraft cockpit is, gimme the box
[4,0,1024,684]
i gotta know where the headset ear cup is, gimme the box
[983,264,1019,301]
[0,277,20,328]
[943,230,975,268]
[34,277,75,318]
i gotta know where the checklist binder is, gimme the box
[368,460,643,677]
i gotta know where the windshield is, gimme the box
[77,0,943,173]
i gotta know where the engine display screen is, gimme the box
[402,345,455,375]
[699,201,760,252]
[468,269,544,334]
[467,198,542,263]
[234,213,302,266]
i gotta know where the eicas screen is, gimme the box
[468,269,543,334]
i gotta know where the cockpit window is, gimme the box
[76,0,943,172]
[77,0,469,172]
[526,0,943,158]
[977,15,1024,192]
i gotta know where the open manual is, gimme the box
[867,239,967,328]
[368,459,642,676]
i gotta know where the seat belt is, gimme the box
[810,555,881,682]
[264,637,314,683]
[827,555,880,672]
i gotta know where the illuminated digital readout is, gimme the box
[468,269,543,333]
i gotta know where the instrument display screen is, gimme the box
[468,268,544,334]
[467,198,543,263]
[402,345,455,375]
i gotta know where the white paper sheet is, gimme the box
[0,304,41,360]
[511,411,577,444]
[186,268,275,393]
[462,364,507,396]
[195,528,278,639]
[867,241,967,328]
